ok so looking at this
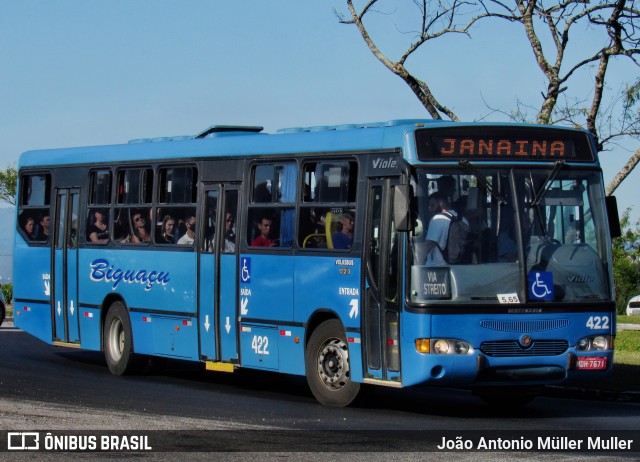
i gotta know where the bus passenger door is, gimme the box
[199,185,239,363]
[52,188,80,345]
[363,179,401,383]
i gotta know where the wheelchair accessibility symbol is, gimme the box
[241,257,251,283]
[529,271,554,300]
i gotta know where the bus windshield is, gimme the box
[409,167,611,306]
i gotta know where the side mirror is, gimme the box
[606,195,621,239]
[393,184,414,232]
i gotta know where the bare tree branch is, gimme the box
[340,0,496,120]
[337,0,640,190]
[607,147,640,194]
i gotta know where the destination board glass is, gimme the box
[415,126,595,162]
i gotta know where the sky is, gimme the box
[0,0,638,224]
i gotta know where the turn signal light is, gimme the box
[415,339,430,353]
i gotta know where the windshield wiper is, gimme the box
[531,160,566,207]
[459,160,507,205]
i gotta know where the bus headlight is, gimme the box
[419,339,473,355]
[576,335,612,351]
[434,339,450,354]
[431,338,473,355]
[455,341,471,355]
[592,336,609,350]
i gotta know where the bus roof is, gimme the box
[18,119,596,168]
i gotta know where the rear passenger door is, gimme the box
[199,184,240,363]
[52,188,81,345]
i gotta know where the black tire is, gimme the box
[305,319,360,406]
[103,301,140,375]
[0,303,5,327]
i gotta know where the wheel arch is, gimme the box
[100,293,127,351]
[305,309,344,348]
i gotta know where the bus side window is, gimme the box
[248,163,296,249]
[157,166,198,248]
[86,170,112,245]
[299,160,357,250]
[18,173,51,244]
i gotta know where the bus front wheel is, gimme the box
[305,319,360,407]
[104,301,139,375]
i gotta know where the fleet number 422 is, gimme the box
[251,335,270,355]
[586,316,610,330]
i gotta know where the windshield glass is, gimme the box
[408,167,611,306]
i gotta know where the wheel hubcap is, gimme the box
[317,338,350,390]
[108,318,124,361]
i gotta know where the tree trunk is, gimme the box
[606,147,640,196]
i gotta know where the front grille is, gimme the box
[480,319,569,332]
[480,340,568,357]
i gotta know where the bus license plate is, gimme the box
[576,356,607,370]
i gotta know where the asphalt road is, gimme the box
[1,323,639,460]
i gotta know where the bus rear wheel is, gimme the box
[305,319,360,407]
[104,301,140,375]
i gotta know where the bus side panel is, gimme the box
[276,325,305,375]
[150,315,199,359]
[237,254,293,370]
[78,307,101,351]
[293,256,363,381]
[240,324,279,370]
[293,256,362,330]
[345,332,363,382]
[129,311,154,354]
[13,242,53,343]
[128,312,200,360]
[238,254,293,322]
[79,249,197,314]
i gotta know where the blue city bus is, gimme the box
[13,120,621,406]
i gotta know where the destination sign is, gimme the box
[415,127,594,162]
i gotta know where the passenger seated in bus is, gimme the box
[36,213,50,242]
[224,212,236,252]
[176,218,186,238]
[157,214,177,244]
[251,216,278,247]
[332,213,354,249]
[254,182,272,202]
[177,215,196,245]
[87,209,109,243]
[22,216,37,241]
[130,210,151,244]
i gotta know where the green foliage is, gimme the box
[615,331,640,353]
[612,209,640,314]
[0,164,17,206]
[1,282,11,305]
[625,78,640,111]
[618,315,640,325]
